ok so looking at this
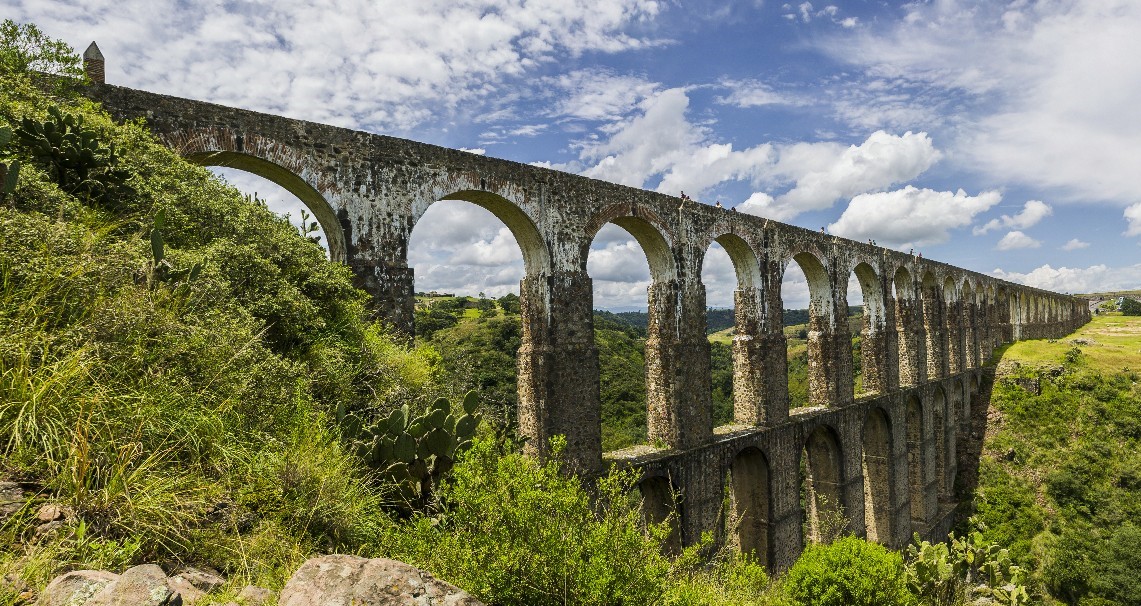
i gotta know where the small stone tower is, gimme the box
[83,42,104,84]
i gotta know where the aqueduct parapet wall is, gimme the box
[89,83,1089,570]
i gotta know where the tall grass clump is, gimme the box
[0,20,433,590]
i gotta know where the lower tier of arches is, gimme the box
[611,369,989,572]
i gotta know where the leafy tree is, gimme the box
[1121,297,1141,315]
[0,20,84,79]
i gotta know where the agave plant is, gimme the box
[340,391,481,513]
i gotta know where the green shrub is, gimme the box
[385,437,675,606]
[784,536,910,606]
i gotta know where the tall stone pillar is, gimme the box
[946,299,963,375]
[733,284,789,426]
[881,292,901,391]
[645,279,713,450]
[350,258,415,335]
[965,301,979,368]
[859,293,890,396]
[826,283,855,406]
[922,292,947,379]
[894,295,921,386]
[516,271,602,474]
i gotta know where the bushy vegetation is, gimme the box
[784,536,910,606]
[972,315,1141,604]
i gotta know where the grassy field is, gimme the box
[994,313,1141,373]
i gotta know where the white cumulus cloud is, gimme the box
[827,186,1002,249]
[577,89,941,221]
[973,200,1053,235]
[1061,239,1089,251]
[10,0,665,133]
[995,230,1041,251]
[829,0,1141,207]
[1125,203,1141,237]
[992,263,1141,294]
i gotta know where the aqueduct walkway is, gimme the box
[88,81,1088,570]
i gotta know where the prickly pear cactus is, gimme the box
[14,106,128,206]
[0,124,20,202]
[340,391,481,513]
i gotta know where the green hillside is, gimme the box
[972,314,1141,604]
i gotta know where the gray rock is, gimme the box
[236,586,271,606]
[165,577,203,606]
[172,568,224,593]
[33,520,65,540]
[38,570,119,606]
[0,481,23,521]
[85,565,180,606]
[36,504,68,523]
[279,555,482,606]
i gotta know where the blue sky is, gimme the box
[10,0,1141,309]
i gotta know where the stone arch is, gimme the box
[729,447,772,565]
[418,190,551,277]
[584,205,677,282]
[802,424,845,544]
[906,395,927,526]
[586,209,698,449]
[784,250,834,408]
[186,149,348,262]
[862,407,893,543]
[894,265,920,386]
[961,280,977,369]
[943,275,963,374]
[702,232,766,425]
[639,474,682,555]
[785,251,834,329]
[703,232,762,290]
[851,261,885,395]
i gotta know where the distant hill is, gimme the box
[598,306,862,334]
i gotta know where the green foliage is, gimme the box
[14,106,130,208]
[0,123,20,202]
[339,391,481,514]
[146,208,202,289]
[977,319,1141,604]
[905,532,1029,606]
[0,20,84,80]
[784,536,910,606]
[0,41,439,587]
[385,437,679,606]
[710,342,734,425]
[1121,297,1141,316]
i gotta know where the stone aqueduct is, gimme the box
[89,83,1089,570]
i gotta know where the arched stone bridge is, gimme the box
[90,83,1089,571]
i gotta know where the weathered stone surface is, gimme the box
[235,586,271,606]
[164,578,203,606]
[38,570,119,606]
[171,568,224,594]
[36,504,67,522]
[85,565,179,606]
[278,555,482,606]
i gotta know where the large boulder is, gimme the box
[40,565,181,606]
[278,555,482,606]
[38,571,118,606]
